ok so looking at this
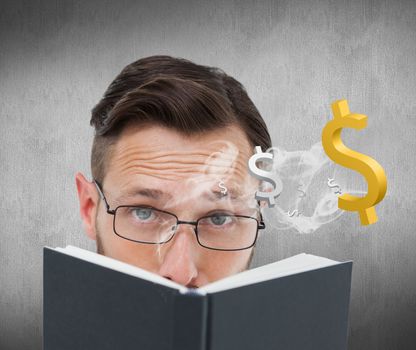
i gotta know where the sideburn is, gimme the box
[95,200,105,255]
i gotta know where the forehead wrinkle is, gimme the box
[112,150,238,171]
[122,162,248,179]
[115,159,224,176]
[110,159,251,186]
[109,138,252,186]
[115,165,240,183]
[112,150,248,175]
[120,165,212,179]
[114,141,237,160]
[113,138,245,159]
[121,171,188,182]
[117,151,241,166]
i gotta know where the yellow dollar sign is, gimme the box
[322,99,387,225]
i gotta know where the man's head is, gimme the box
[76,56,271,287]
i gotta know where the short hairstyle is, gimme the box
[90,55,272,183]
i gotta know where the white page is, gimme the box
[50,246,341,294]
[199,254,340,293]
[52,245,189,294]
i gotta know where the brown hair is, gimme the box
[90,55,271,183]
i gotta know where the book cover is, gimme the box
[43,246,352,350]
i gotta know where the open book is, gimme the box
[43,246,352,350]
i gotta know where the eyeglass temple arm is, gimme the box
[93,180,111,212]
[257,200,266,230]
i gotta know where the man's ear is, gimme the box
[75,172,99,241]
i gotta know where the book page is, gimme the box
[50,245,342,295]
[52,245,188,293]
[199,253,341,293]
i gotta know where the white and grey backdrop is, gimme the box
[1,0,415,349]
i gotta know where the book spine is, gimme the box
[172,291,208,350]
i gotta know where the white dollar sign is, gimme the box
[288,209,301,217]
[218,180,227,195]
[248,146,283,208]
[327,177,342,194]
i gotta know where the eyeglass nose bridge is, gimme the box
[172,220,199,233]
[168,219,201,241]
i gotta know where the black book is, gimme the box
[43,246,352,350]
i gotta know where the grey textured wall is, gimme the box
[1,0,415,349]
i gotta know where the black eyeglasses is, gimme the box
[94,180,265,251]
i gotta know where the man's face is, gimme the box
[76,123,260,288]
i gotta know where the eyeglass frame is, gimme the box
[93,179,266,251]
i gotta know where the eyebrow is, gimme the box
[117,188,173,202]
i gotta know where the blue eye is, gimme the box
[209,215,231,226]
[132,208,153,221]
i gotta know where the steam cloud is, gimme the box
[261,142,364,234]
[154,138,364,263]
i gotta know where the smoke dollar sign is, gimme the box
[327,178,342,194]
[288,209,301,217]
[218,180,227,195]
[248,146,283,208]
[322,100,387,225]
[297,183,306,198]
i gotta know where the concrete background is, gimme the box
[1,0,415,349]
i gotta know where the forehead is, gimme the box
[104,124,256,200]
[113,123,251,153]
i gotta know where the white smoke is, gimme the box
[154,139,360,262]
[259,142,364,234]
